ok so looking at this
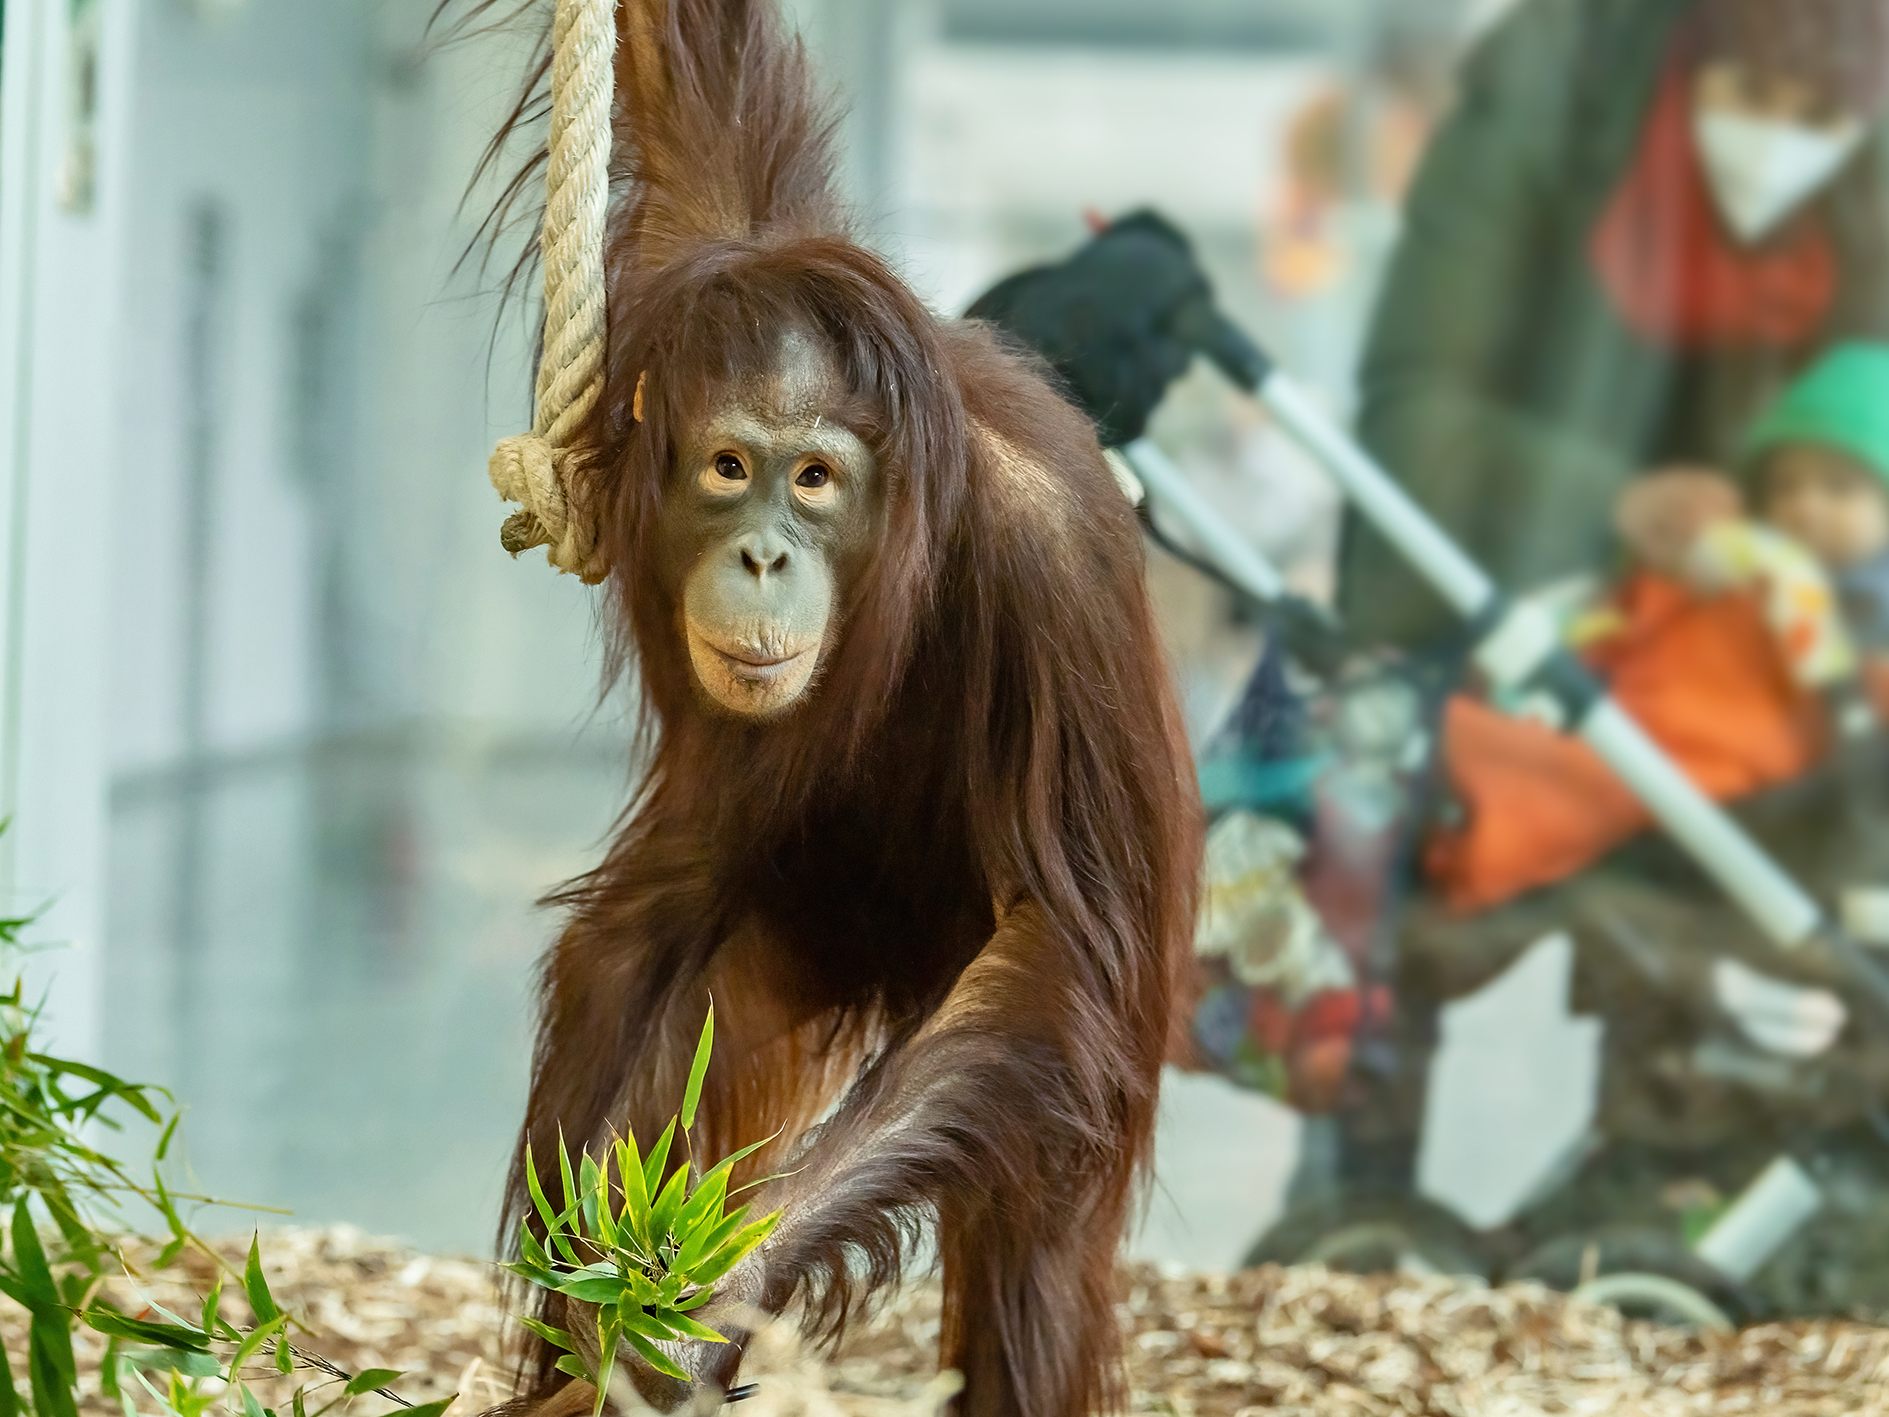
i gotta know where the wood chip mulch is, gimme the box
[26,1228,1889,1415]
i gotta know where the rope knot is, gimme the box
[488,434,609,584]
[486,0,616,584]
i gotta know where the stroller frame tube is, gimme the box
[1110,443,1288,608]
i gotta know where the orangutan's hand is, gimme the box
[611,1259,767,1414]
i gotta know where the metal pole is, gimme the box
[1113,443,1289,605]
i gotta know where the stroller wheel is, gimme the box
[1243,1190,1487,1279]
[1507,1227,1756,1330]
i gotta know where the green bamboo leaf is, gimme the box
[29,1317,79,1417]
[503,1259,560,1292]
[578,1153,603,1238]
[554,1275,628,1305]
[697,1131,776,1192]
[119,1349,219,1379]
[690,1212,780,1286]
[727,1165,798,1201]
[676,1205,751,1275]
[243,1235,280,1323]
[518,1219,552,1273]
[523,1144,560,1233]
[617,1308,679,1344]
[79,1311,211,1352]
[557,1132,580,1212]
[155,1110,181,1161]
[587,1156,618,1250]
[0,1334,19,1417]
[517,1316,576,1352]
[681,1009,714,1131]
[98,1341,123,1404]
[616,1127,647,1211]
[228,1313,290,1377]
[639,1119,676,1201]
[42,1192,102,1270]
[591,1318,618,1417]
[647,1163,690,1246]
[553,1355,592,1384]
[620,1329,688,1384]
[240,1382,268,1417]
[524,1147,580,1266]
[30,1057,163,1123]
[564,1261,621,1284]
[126,1366,166,1417]
[673,1167,730,1243]
[673,1287,716,1313]
[343,1368,402,1396]
[655,1311,730,1345]
[11,1200,58,1307]
[402,1399,458,1417]
[142,1301,199,1334]
[151,1169,183,1236]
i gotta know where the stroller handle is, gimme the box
[1136,311,1869,977]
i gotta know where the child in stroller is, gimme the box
[1431,342,1889,916]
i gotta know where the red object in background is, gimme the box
[1244,984,1389,1114]
[1295,988,1364,1047]
[1248,990,1295,1058]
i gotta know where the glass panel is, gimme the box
[72,0,1889,1331]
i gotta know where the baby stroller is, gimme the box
[1115,332,1889,1330]
[971,209,1889,1326]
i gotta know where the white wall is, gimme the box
[99,1,667,777]
[1,0,143,1056]
[107,0,376,775]
[897,46,1328,311]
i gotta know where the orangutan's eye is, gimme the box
[714,452,748,480]
[796,463,831,489]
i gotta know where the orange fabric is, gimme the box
[1427,576,1827,914]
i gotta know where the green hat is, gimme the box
[1747,342,1889,491]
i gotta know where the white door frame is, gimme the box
[1,0,138,1059]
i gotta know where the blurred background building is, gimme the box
[4,0,1549,1265]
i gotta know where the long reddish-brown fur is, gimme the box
[461,2,1203,1412]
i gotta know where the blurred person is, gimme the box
[1343,0,1889,650]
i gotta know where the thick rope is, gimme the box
[488,0,616,584]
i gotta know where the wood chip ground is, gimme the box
[29,1228,1889,1415]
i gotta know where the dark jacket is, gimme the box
[1340,0,1889,649]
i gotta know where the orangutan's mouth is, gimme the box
[709,642,811,683]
